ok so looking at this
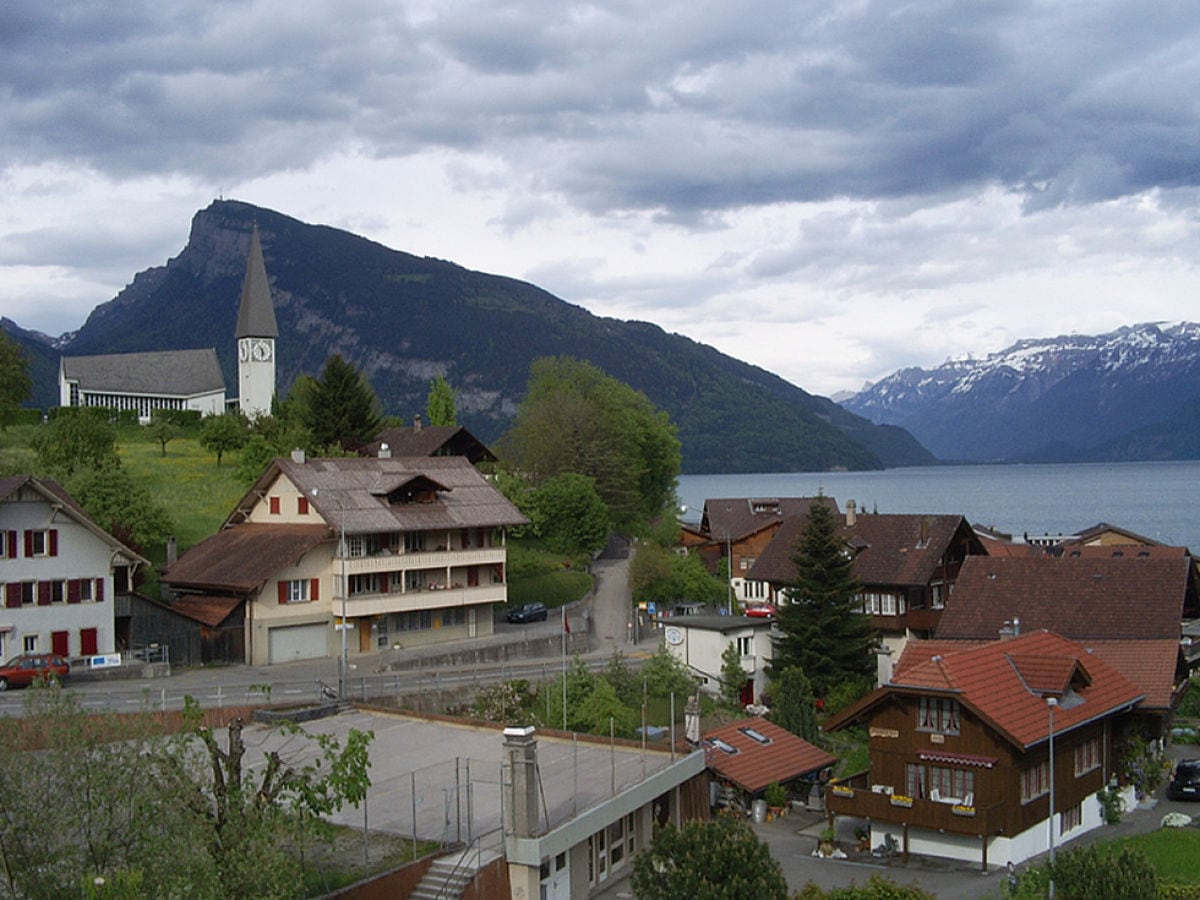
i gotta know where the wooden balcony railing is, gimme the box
[825,771,1001,838]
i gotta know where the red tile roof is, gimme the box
[934,555,1194,641]
[829,631,1144,750]
[702,716,837,794]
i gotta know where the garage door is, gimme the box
[268,623,328,664]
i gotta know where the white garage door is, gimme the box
[268,623,328,663]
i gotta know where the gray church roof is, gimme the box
[61,349,225,396]
[235,225,278,338]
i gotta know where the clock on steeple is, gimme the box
[234,225,278,419]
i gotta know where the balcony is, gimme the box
[341,546,506,575]
[338,583,507,618]
[825,771,1001,838]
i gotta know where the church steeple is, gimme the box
[236,225,277,418]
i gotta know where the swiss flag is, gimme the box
[562,610,571,634]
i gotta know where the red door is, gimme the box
[51,630,69,657]
[80,628,98,656]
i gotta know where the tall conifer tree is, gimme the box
[769,498,875,697]
[303,355,383,450]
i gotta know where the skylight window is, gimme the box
[738,727,771,745]
[707,739,738,755]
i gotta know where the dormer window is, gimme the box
[918,697,960,735]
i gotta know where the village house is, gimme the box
[823,630,1145,870]
[363,417,498,466]
[684,497,838,608]
[160,451,527,666]
[661,614,777,705]
[1,475,147,660]
[748,504,987,682]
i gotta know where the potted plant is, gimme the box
[764,781,789,818]
[854,825,870,852]
[817,825,836,857]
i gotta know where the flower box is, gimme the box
[951,804,976,817]
[889,794,914,808]
[831,784,854,798]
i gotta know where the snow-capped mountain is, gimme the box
[840,322,1200,463]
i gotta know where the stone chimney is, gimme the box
[502,725,539,839]
[166,536,178,567]
[413,414,422,433]
[846,499,857,528]
[999,616,1021,640]
[291,448,306,464]
[378,442,391,459]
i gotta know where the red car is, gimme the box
[0,653,70,691]
[744,604,776,618]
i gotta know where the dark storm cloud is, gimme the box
[4,0,1200,216]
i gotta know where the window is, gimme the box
[1075,736,1101,776]
[50,581,65,604]
[931,581,945,609]
[1021,760,1050,803]
[404,532,426,552]
[906,762,926,799]
[346,535,366,558]
[348,574,378,596]
[736,636,752,656]
[269,496,281,515]
[20,582,35,606]
[25,529,57,558]
[859,592,903,616]
[23,635,37,653]
[928,766,974,801]
[917,697,960,735]
[1061,802,1082,834]
[283,580,309,603]
[79,579,93,602]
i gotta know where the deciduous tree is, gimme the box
[631,817,788,900]
[769,498,875,697]
[0,331,32,429]
[199,411,249,466]
[34,409,119,477]
[528,472,609,555]
[425,375,457,426]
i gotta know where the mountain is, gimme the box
[840,323,1200,463]
[8,200,934,474]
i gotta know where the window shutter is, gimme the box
[67,579,81,604]
[24,530,33,557]
[37,581,51,606]
[49,530,58,556]
[5,531,14,558]
[4,583,19,609]
[310,578,320,602]
[298,497,309,515]
[95,579,104,603]
[269,497,281,515]
[278,582,289,604]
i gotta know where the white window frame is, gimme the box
[285,580,310,604]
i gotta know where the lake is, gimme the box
[678,461,1200,551]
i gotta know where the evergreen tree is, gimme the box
[426,375,457,426]
[302,355,383,450]
[767,666,819,742]
[720,642,748,709]
[769,498,875,697]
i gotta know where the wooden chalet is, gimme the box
[362,417,497,466]
[748,505,987,680]
[823,631,1144,870]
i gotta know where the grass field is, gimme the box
[1116,824,1200,883]
[119,435,247,554]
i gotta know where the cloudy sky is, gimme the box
[4,1,1200,397]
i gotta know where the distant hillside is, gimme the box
[10,200,935,474]
[840,322,1200,463]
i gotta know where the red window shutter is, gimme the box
[269,496,281,515]
[298,497,309,515]
[80,628,98,656]
[5,531,14,559]
[4,583,18,609]
[24,530,33,557]
[95,579,104,603]
[49,529,58,556]
[51,631,69,656]
[37,581,51,606]
[67,579,81,604]
[310,578,320,602]
[278,581,289,604]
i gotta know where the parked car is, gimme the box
[1168,759,1200,800]
[507,602,548,624]
[0,653,70,691]
[744,604,777,618]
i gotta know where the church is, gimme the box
[58,226,277,421]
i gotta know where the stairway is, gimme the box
[409,847,499,900]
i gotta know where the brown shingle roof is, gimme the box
[934,555,1193,641]
[169,595,243,627]
[749,512,976,588]
[364,425,497,464]
[701,497,837,543]
[161,524,329,592]
[829,631,1144,750]
[702,717,838,794]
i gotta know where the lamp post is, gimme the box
[313,488,348,699]
[1047,696,1058,899]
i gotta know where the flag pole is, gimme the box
[561,606,568,731]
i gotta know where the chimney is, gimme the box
[378,442,391,459]
[413,414,422,433]
[999,616,1021,640]
[846,499,857,528]
[166,536,178,567]
[502,726,539,838]
[291,448,306,464]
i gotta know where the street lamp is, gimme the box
[313,488,348,699]
[1047,695,1058,899]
